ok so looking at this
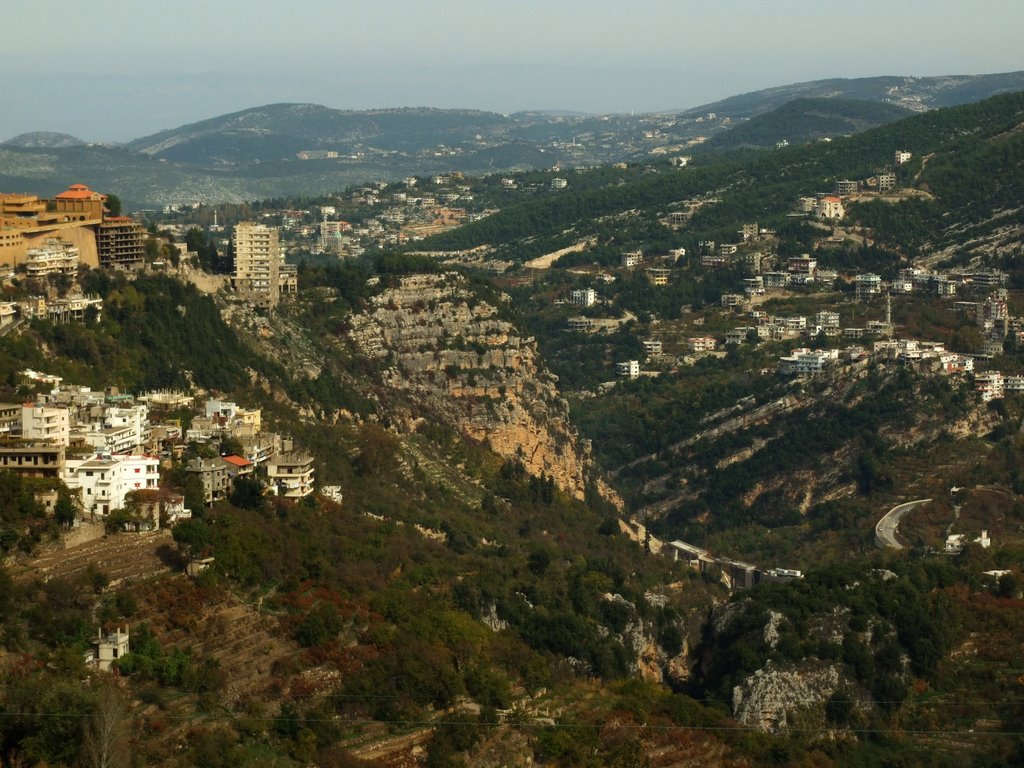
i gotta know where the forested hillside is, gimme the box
[2,89,1024,767]
[701,98,913,151]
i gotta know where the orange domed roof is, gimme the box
[55,183,106,201]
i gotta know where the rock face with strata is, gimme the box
[347,273,590,498]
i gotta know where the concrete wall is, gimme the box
[64,520,105,549]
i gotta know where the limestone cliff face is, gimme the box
[732,660,849,731]
[347,273,590,499]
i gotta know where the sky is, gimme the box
[2,0,1023,142]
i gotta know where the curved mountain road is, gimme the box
[875,498,932,550]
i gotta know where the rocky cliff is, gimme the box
[347,272,592,499]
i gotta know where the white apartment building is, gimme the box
[1004,375,1024,391]
[569,288,597,307]
[688,337,718,353]
[939,354,974,374]
[815,311,841,329]
[104,405,149,447]
[24,238,79,277]
[64,453,160,516]
[778,348,838,376]
[47,295,103,323]
[22,403,70,446]
[976,371,1004,402]
[621,251,644,268]
[815,196,845,220]
[855,273,883,297]
[233,222,282,309]
[894,150,912,165]
[616,360,640,379]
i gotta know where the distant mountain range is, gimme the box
[2,131,85,149]
[1,71,1021,207]
[677,71,1024,119]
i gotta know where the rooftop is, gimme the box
[54,183,106,201]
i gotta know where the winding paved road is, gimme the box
[875,498,932,550]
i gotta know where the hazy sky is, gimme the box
[3,0,1022,141]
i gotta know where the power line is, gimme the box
[0,709,1019,739]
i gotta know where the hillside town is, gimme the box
[3,373,323,531]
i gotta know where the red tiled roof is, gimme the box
[222,454,253,467]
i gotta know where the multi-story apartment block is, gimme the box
[64,453,160,516]
[855,273,883,298]
[877,173,897,192]
[701,253,731,268]
[24,238,79,277]
[739,222,759,241]
[569,288,597,307]
[267,451,315,498]
[0,441,65,478]
[186,457,232,506]
[894,150,912,165]
[815,311,841,329]
[97,217,146,268]
[621,251,644,268]
[743,276,765,296]
[788,255,817,275]
[778,348,838,376]
[22,403,70,446]
[688,337,718,353]
[976,371,1004,402]
[72,403,149,454]
[233,222,282,309]
[616,360,640,379]
[642,340,663,356]
[46,294,103,323]
[647,268,671,286]
[721,293,746,309]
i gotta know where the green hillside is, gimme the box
[677,71,1024,119]
[702,97,914,151]
[421,90,1024,260]
[2,88,1024,768]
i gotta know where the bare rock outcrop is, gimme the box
[347,273,593,499]
[732,660,852,731]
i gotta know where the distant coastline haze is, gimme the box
[2,0,1022,141]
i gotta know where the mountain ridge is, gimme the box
[1,71,1022,207]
